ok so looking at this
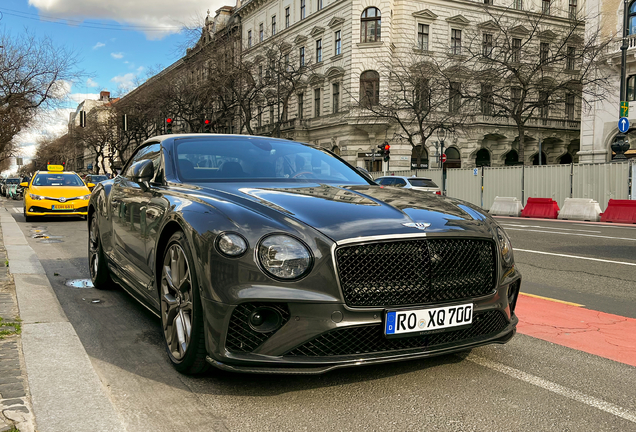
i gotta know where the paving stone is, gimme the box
[0,398,24,407]
[0,388,25,399]
[3,406,28,414]
[0,377,21,385]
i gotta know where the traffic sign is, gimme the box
[620,101,629,118]
[618,117,630,133]
[441,154,447,163]
[473,168,479,176]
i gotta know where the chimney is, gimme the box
[100,91,111,101]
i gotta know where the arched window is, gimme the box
[475,149,491,167]
[559,153,573,164]
[360,70,380,107]
[361,8,381,43]
[532,151,547,165]
[445,147,462,168]
[630,1,636,35]
[411,145,429,168]
[505,150,519,166]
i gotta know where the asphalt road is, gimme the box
[4,200,636,432]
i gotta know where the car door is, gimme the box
[110,143,162,293]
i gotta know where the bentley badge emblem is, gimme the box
[402,222,431,230]
[58,197,67,203]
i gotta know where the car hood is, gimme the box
[196,183,494,242]
[29,186,90,198]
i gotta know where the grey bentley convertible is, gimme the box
[88,134,521,375]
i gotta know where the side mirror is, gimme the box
[87,183,95,188]
[20,182,28,187]
[129,159,154,190]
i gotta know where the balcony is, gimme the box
[474,115,580,130]
[607,35,636,62]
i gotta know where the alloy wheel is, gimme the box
[89,217,100,279]
[161,244,193,361]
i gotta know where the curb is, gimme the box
[0,207,126,432]
[493,215,636,228]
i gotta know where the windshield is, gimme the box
[89,176,108,183]
[33,173,84,187]
[175,136,371,184]
[408,179,438,187]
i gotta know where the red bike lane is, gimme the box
[515,294,636,367]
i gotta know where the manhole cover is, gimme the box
[65,279,94,289]
[39,239,63,244]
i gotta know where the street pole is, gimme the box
[620,0,629,106]
[440,138,446,196]
[539,138,542,165]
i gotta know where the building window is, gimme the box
[484,0,493,5]
[542,0,550,14]
[314,88,321,117]
[539,91,549,118]
[630,2,636,34]
[566,46,576,70]
[300,0,306,20]
[335,30,341,55]
[247,30,252,48]
[272,15,276,35]
[270,105,275,123]
[316,39,322,62]
[511,87,522,106]
[565,93,575,120]
[361,7,381,43]
[481,84,494,115]
[360,70,380,107]
[317,0,323,11]
[258,107,263,127]
[513,0,523,9]
[482,33,493,57]
[300,47,305,66]
[298,93,304,119]
[284,54,290,71]
[512,38,521,63]
[569,0,577,18]
[259,23,264,42]
[285,7,290,28]
[418,24,429,51]
[414,79,430,110]
[628,75,636,101]
[451,29,462,55]
[333,83,340,113]
[540,42,549,63]
[449,82,461,113]
[258,65,263,83]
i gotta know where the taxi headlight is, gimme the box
[257,235,312,280]
[79,194,91,200]
[496,227,514,266]
[29,194,45,200]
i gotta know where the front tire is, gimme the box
[24,206,33,222]
[160,231,209,375]
[88,212,113,289]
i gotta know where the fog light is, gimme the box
[249,307,283,333]
[29,207,34,212]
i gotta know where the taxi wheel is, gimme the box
[89,213,113,289]
[23,206,33,222]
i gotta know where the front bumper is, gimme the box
[201,277,521,374]
[24,200,88,217]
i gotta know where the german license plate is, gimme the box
[385,303,473,337]
[52,204,73,210]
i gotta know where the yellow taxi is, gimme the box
[22,165,95,221]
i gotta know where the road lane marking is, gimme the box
[12,207,21,213]
[515,249,636,266]
[467,354,636,424]
[504,227,636,241]
[500,223,601,233]
[519,293,584,307]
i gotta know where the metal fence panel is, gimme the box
[572,162,630,210]
[446,168,482,207]
[630,161,635,200]
[483,166,523,211]
[523,164,572,207]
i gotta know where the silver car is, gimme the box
[375,176,441,194]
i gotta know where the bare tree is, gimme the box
[72,108,119,174]
[0,29,82,155]
[458,6,612,164]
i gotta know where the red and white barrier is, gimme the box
[521,198,560,219]
[600,199,636,224]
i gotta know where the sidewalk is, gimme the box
[0,205,126,432]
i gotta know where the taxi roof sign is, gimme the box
[47,164,65,172]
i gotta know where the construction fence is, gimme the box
[371,160,635,211]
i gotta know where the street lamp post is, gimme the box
[437,127,447,196]
[616,0,632,159]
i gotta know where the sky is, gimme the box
[1,0,230,174]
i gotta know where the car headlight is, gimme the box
[29,194,45,200]
[257,234,312,280]
[79,194,91,200]
[496,227,514,266]
[216,232,248,257]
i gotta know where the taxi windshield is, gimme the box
[33,173,84,187]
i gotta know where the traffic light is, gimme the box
[377,144,385,158]
[204,119,211,132]
[383,142,391,162]
[165,118,173,134]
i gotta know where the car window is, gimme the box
[174,137,369,184]
[124,143,162,182]
[32,174,84,187]
[408,179,438,188]
[394,179,407,187]
[376,178,391,185]
[89,175,108,183]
